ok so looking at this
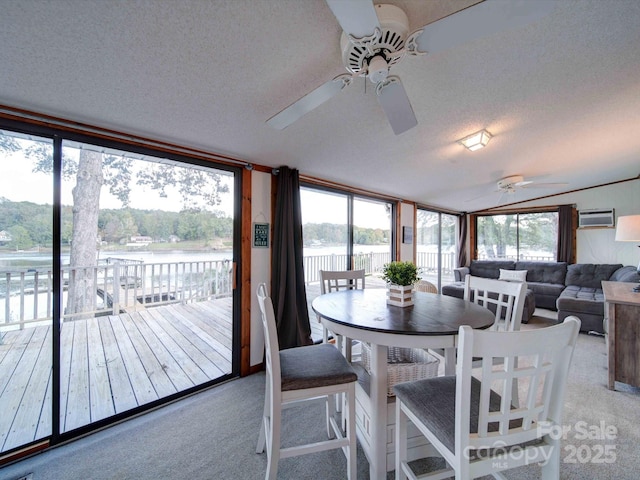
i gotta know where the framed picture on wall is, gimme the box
[402,226,413,244]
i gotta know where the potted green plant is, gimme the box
[382,261,420,307]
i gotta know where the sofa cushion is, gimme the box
[469,261,515,279]
[609,265,640,283]
[564,263,623,288]
[526,282,566,298]
[557,286,605,316]
[515,261,567,285]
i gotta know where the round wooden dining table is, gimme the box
[312,288,495,480]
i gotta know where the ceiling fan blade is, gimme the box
[266,74,354,130]
[465,189,501,203]
[325,0,380,39]
[376,76,417,135]
[521,182,569,188]
[410,0,556,55]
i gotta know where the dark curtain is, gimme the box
[557,204,575,263]
[271,166,313,349]
[457,214,468,267]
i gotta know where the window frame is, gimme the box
[470,207,562,262]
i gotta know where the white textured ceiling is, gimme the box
[1,0,639,212]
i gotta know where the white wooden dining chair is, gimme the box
[318,269,365,360]
[433,275,527,386]
[255,283,357,480]
[464,275,527,332]
[464,275,528,408]
[395,317,581,480]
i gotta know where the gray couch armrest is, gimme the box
[454,267,469,282]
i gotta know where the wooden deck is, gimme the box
[0,298,233,453]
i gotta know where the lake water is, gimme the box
[0,245,394,270]
[0,250,234,270]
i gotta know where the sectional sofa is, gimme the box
[441,260,639,334]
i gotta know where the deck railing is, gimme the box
[1,257,233,329]
[303,251,392,284]
[2,249,484,330]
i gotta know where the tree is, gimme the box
[66,150,103,316]
[8,225,33,250]
[19,135,229,317]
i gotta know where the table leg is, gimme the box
[369,343,388,480]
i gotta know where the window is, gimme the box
[474,211,559,261]
[300,185,395,342]
[416,209,458,291]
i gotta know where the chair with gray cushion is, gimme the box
[255,283,357,480]
[394,317,581,480]
[318,269,366,360]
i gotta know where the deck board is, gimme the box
[153,306,228,377]
[0,328,36,451]
[65,320,91,431]
[0,298,233,453]
[87,317,116,423]
[4,326,51,451]
[97,316,138,414]
[107,313,159,407]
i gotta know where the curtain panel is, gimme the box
[557,204,576,263]
[271,167,313,348]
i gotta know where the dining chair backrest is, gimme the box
[464,275,527,332]
[319,269,366,294]
[256,283,281,391]
[456,317,580,457]
[394,317,581,480]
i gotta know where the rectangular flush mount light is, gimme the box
[458,129,492,151]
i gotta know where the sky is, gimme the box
[0,143,235,215]
[1,136,388,228]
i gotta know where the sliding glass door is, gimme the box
[0,132,53,453]
[0,125,240,455]
[416,209,458,291]
[301,185,394,343]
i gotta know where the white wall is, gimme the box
[399,202,415,262]
[250,171,271,367]
[509,179,640,266]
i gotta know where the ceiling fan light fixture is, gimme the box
[458,129,492,151]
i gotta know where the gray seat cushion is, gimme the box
[609,265,640,283]
[516,261,567,285]
[526,282,566,297]
[394,376,522,454]
[557,286,605,316]
[280,343,356,391]
[564,263,622,288]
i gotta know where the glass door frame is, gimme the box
[0,117,243,455]
[300,182,398,269]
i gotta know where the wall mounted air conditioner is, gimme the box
[578,209,615,228]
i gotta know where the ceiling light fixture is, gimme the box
[458,129,492,151]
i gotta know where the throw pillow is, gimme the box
[499,269,528,282]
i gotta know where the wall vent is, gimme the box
[578,209,615,228]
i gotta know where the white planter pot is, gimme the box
[386,284,414,307]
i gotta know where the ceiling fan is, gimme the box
[496,175,568,194]
[466,175,569,205]
[266,0,555,135]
